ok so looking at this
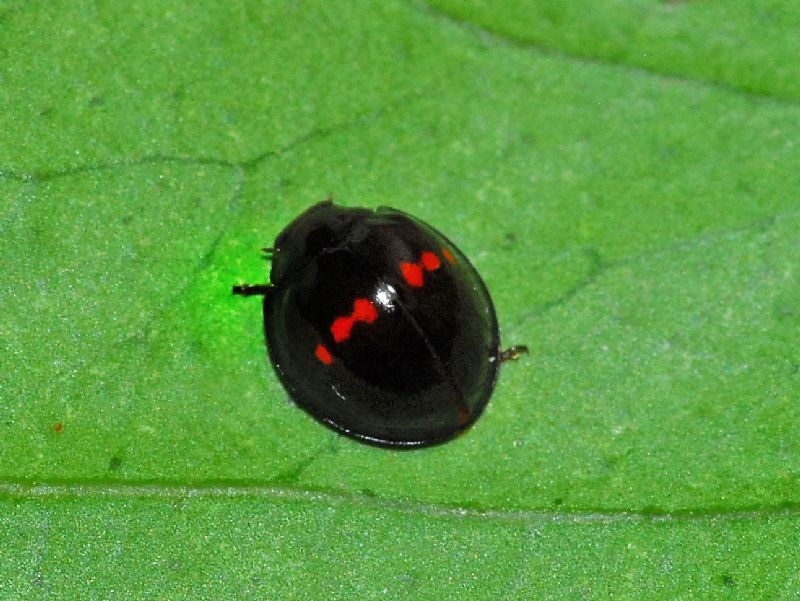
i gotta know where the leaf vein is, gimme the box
[408,0,798,106]
[0,479,797,525]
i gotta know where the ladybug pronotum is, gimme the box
[233,201,526,448]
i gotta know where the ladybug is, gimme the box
[233,200,526,448]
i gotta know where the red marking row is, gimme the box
[331,298,379,342]
[315,298,379,365]
[400,250,442,288]
[315,248,456,364]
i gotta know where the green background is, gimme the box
[2,1,799,598]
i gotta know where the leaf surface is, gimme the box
[2,1,798,598]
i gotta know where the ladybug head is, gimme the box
[270,200,372,285]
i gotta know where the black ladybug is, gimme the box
[233,201,526,448]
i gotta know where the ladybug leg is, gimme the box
[500,345,529,362]
[232,284,272,296]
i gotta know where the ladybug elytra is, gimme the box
[234,200,526,448]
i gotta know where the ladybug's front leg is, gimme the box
[232,284,272,296]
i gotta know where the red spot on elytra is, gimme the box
[331,316,353,343]
[315,344,333,365]
[401,250,443,287]
[330,298,379,344]
[420,251,441,271]
[442,248,456,264]
[457,405,471,426]
[401,262,424,287]
[352,298,378,323]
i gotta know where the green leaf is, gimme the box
[2,1,798,598]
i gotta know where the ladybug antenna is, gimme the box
[500,345,529,362]
[232,284,271,297]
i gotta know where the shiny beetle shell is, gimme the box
[240,201,505,448]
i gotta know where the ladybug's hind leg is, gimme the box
[500,345,529,362]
